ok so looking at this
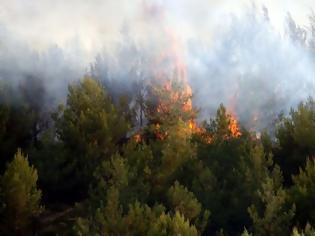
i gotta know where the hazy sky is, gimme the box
[0,0,313,57]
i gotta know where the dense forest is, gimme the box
[2,2,315,236]
[1,73,315,236]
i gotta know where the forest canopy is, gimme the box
[1,3,315,236]
[0,74,315,235]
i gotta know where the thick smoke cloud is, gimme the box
[0,26,86,105]
[92,4,315,130]
[0,1,314,130]
[187,8,315,129]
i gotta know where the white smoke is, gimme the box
[187,7,315,129]
[0,25,87,105]
[0,1,314,130]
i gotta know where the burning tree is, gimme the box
[207,104,242,141]
[145,78,195,124]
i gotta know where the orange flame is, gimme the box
[133,133,142,143]
[188,119,213,144]
[149,18,193,130]
[189,120,194,130]
[228,114,242,138]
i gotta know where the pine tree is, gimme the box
[275,98,315,183]
[167,181,201,221]
[292,223,315,236]
[148,211,198,236]
[74,187,123,236]
[241,228,252,236]
[154,120,196,194]
[167,180,210,233]
[54,77,129,197]
[121,141,154,204]
[0,149,42,235]
[291,158,315,226]
[192,104,258,234]
[55,76,129,160]
[89,154,129,211]
[248,167,295,236]
[122,202,165,235]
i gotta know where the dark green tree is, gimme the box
[120,141,154,205]
[290,158,315,226]
[0,78,48,173]
[167,180,210,233]
[0,149,42,235]
[148,211,198,236]
[275,98,315,183]
[167,181,201,221]
[191,104,260,234]
[89,154,129,211]
[153,120,196,196]
[54,77,129,198]
[248,166,295,236]
[292,223,315,236]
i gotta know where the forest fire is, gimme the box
[3,1,315,235]
[155,80,192,113]
[130,2,244,144]
[133,133,142,143]
[188,119,213,143]
[228,114,242,138]
[188,111,241,144]
[144,4,196,140]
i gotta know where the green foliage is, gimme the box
[0,149,42,235]
[153,121,197,196]
[3,75,315,235]
[208,104,231,138]
[75,186,198,236]
[121,141,154,204]
[74,187,123,236]
[167,181,201,220]
[292,223,315,236]
[248,167,295,236]
[27,129,77,203]
[241,228,252,236]
[243,145,273,196]
[191,105,268,234]
[55,76,129,158]
[87,140,154,222]
[291,158,315,226]
[89,142,154,210]
[122,202,165,235]
[167,180,210,233]
[88,154,128,212]
[275,98,315,182]
[54,77,129,197]
[148,211,198,236]
[260,130,273,155]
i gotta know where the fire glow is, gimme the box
[139,2,243,142]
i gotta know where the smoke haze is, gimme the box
[0,0,315,129]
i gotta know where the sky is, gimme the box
[0,0,313,59]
